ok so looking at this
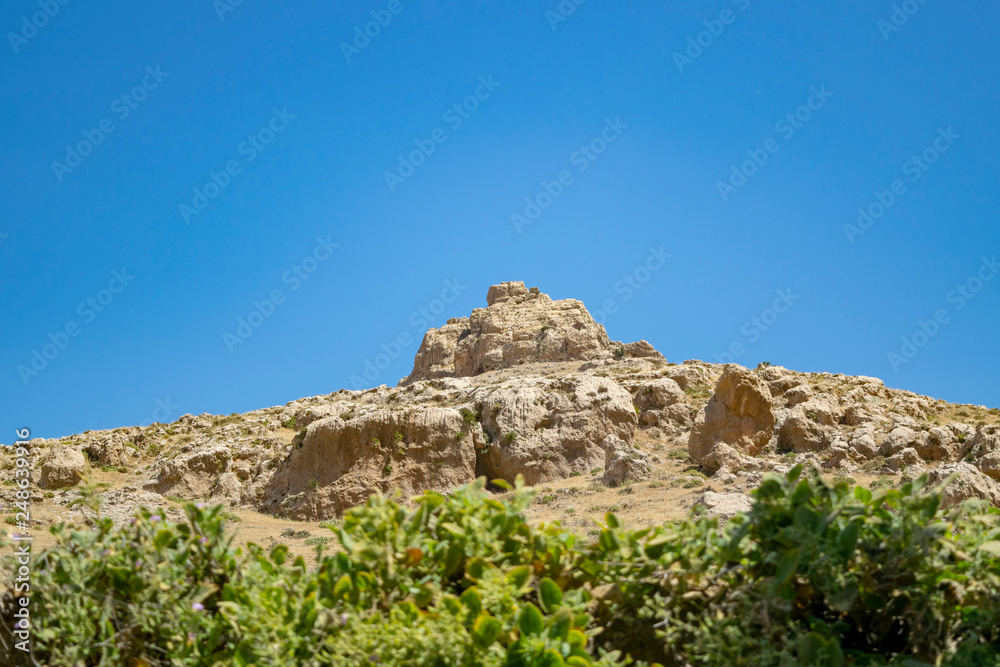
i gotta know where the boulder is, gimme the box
[144,444,233,498]
[886,447,922,472]
[783,385,813,407]
[778,408,832,453]
[38,447,87,489]
[601,435,651,487]
[688,366,774,466]
[694,491,752,520]
[478,376,637,485]
[264,408,477,519]
[925,463,1000,507]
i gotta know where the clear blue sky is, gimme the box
[2,1,999,444]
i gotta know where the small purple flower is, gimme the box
[196,503,206,510]
[187,633,196,643]
[130,517,138,525]
[199,537,208,545]
[150,515,161,523]
[192,602,204,611]
[134,560,142,569]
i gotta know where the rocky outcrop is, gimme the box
[405,281,660,382]
[476,375,638,486]
[263,408,477,520]
[38,447,87,489]
[689,366,774,467]
[145,444,234,498]
[926,463,1000,507]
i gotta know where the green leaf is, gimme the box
[979,541,1000,557]
[605,513,620,529]
[518,603,545,637]
[460,587,483,616]
[506,565,532,590]
[854,485,872,504]
[837,521,861,556]
[549,607,573,640]
[539,577,563,613]
[775,548,800,583]
[472,614,503,648]
[538,648,566,667]
[644,534,672,559]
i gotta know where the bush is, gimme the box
[4,469,999,666]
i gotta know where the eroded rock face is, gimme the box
[406,281,659,382]
[38,447,87,489]
[476,375,638,486]
[926,463,1000,507]
[263,408,477,520]
[145,444,233,498]
[689,366,774,467]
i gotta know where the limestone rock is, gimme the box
[477,376,637,485]
[886,447,922,472]
[38,447,87,489]
[778,408,833,453]
[695,491,752,520]
[926,463,1000,507]
[689,366,774,465]
[264,408,476,520]
[405,282,659,382]
[601,435,651,487]
[784,385,813,407]
[144,444,233,498]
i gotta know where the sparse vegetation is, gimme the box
[504,431,517,443]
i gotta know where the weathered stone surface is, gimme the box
[886,447,922,472]
[38,447,87,489]
[406,282,659,382]
[145,444,233,498]
[264,408,476,520]
[601,435,651,487]
[778,408,833,453]
[695,491,752,520]
[689,366,774,466]
[926,463,1000,507]
[477,376,637,486]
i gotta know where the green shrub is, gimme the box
[6,469,1000,666]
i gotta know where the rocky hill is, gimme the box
[5,281,1000,550]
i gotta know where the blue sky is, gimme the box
[2,0,999,444]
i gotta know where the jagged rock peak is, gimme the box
[403,281,662,383]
